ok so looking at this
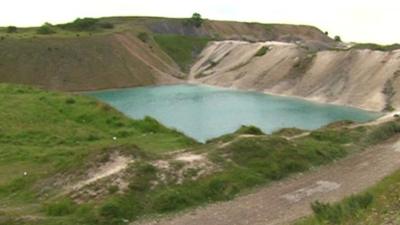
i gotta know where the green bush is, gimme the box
[254,46,269,57]
[311,193,373,224]
[60,18,99,31]
[187,13,204,27]
[37,24,56,35]
[98,22,114,29]
[137,32,150,43]
[6,26,17,33]
[235,125,265,135]
[99,201,122,218]
[45,199,76,216]
[365,121,400,145]
[152,189,191,212]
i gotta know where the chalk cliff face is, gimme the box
[190,41,400,111]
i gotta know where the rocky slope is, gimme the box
[0,17,331,91]
[190,41,400,111]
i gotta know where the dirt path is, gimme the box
[136,136,400,225]
[70,154,133,191]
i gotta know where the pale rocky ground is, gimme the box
[190,41,400,112]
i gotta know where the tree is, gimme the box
[6,26,17,33]
[189,13,203,28]
[334,35,342,42]
[37,23,56,35]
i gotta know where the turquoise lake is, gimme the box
[87,84,381,142]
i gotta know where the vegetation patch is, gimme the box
[1,84,400,225]
[254,46,269,57]
[154,34,211,72]
[351,43,400,51]
[296,169,400,225]
[37,23,56,35]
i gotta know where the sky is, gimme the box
[1,0,399,44]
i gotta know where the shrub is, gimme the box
[152,189,191,212]
[311,193,373,224]
[98,22,114,29]
[45,199,76,216]
[60,18,99,31]
[334,35,342,42]
[311,201,343,224]
[99,201,122,218]
[187,13,204,28]
[137,32,150,43]
[365,121,400,145]
[37,24,56,35]
[254,46,269,57]
[6,26,17,33]
[235,125,265,135]
[65,97,76,104]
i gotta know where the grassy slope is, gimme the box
[0,83,197,223]
[154,34,211,72]
[1,82,397,225]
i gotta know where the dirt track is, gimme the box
[136,136,400,225]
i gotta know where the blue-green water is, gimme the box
[88,84,381,142]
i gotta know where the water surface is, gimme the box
[87,85,381,142]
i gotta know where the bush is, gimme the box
[137,32,150,43]
[311,201,343,224]
[98,22,114,29]
[152,189,191,212]
[187,13,204,28]
[99,201,122,218]
[334,35,342,42]
[254,46,269,57]
[365,121,400,145]
[6,26,17,33]
[65,97,76,104]
[45,199,76,216]
[37,24,56,35]
[311,192,373,224]
[60,18,99,31]
[235,125,265,135]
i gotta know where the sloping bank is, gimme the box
[190,41,400,112]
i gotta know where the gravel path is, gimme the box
[136,136,400,225]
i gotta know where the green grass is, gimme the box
[0,83,196,223]
[154,34,211,72]
[296,169,400,225]
[1,83,399,225]
[351,43,400,51]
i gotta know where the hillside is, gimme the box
[0,17,332,91]
[1,83,399,225]
[190,41,400,111]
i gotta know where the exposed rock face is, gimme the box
[190,41,400,111]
